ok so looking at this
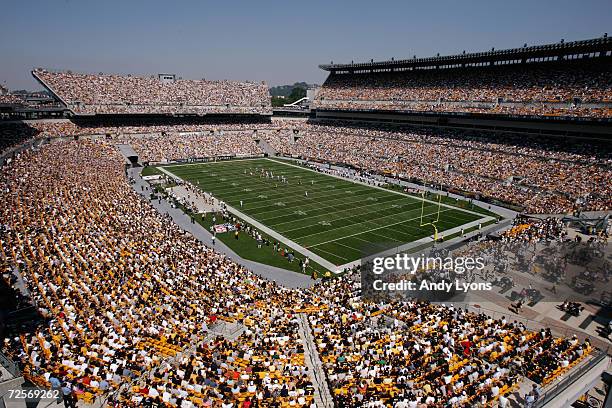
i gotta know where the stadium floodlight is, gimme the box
[419,190,442,241]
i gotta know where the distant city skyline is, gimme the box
[1,0,610,91]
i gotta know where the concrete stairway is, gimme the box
[256,138,277,156]
[297,314,335,408]
[0,377,26,408]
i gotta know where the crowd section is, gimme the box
[500,216,567,243]
[27,119,286,137]
[265,123,612,214]
[315,60,612,117]
[0,94,25,105]
[0,141,313,407]
[0,139,600,407]
[124,132,264,163]
[304,275,592,407]
[33,69,272,115]
[2,118,610,214]
[0,119,285,156]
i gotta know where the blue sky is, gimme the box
[1,0,610,90]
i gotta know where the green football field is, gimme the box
[163,158,489,266]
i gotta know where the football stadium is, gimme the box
[1,3,611,408]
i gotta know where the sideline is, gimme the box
[131,167,315,288]
[160,160,496,271]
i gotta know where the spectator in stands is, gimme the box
[34,69,271,115]
[314,59,612,118]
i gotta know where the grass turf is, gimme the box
[162,158,488,266]
[141,166,163,177]
[196,211,330,276]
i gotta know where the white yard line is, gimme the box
[285,205,428,238]
[158,166,181,180]
[205,180,348,201]
[325,240,364,254]
[333,216,495,271]
[162,160,495,272]
[274,198,419,232]
[231,184,369,213]
[162,165,340,271]
[293,204,475,242]
[164,157,265,169]
[307,208,454,247]
[308,246,348,262]
[267,158,490,219]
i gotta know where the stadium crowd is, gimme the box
[305,273,592,407]
[27,119,286,137]
[265,123,612,214]
[0,85,23,106]
[500,216,567,243]
[33,69,272,115]
[315,100,612,118]
[0,138,598,407]
[0,94,24,106]
[0,120,287,158]
[0,141,314,407]
[3,118,609,214]
[124,132,264,163]
[315,60,612,117]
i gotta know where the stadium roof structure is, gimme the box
[319,36,612,73]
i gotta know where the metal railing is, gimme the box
[457,302,610,343]
[0,350,21,379]
[534,349,608,408]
